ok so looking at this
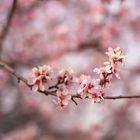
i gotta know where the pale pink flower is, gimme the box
[54,86,71,108]
[106,47,125,79]
[106,47,125,65]
[28,47,125,107]
[94,64,112,78]
[31,65,52,91]
[93,63,112,86]
[112,67,121,79]
[91,92,104,104]
[78,75,92,95]
[58,67,74,85]
[77,75,104,104]
[78,75,99,98]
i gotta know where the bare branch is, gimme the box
[0,60,31,87]
[104,95,140,100]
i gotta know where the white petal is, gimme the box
[32,67,38,74]
[66,95,71,100]
[62,100,68,106]
[32,84,38,91]
[40,83,45,91]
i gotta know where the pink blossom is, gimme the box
[106,47,125,79]
[106,47,125,65]
[78,75,92,95]
[54,86,71,108]
[94,63,112,87]
[78,75,99,98]
[58,67,74,85]
[77,75,105,104]
[94,64,112,78]
[31,65,52,91]
[93,47,125,86]
[91,92,104,104]
[28,47,125,107]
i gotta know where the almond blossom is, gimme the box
[58,67,74,85]
[93,47,125,88]
[94,64,112,78]
[28,47,125,108]
[31,65,52,91]
[106,47,125,66]
[91,91,104,104]
[106,47,125,78]
[77,75,103,103]
[54,85,71,108]
[77,75,94,97]
[93,63,112,87]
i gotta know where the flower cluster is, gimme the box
[29,47,125,108]
[31,65,52,91]
[106,47,125,67]
[30,66,74,108]
[58,68,74,85]
[94,47,125,84]
[53,85,71,108]
[77,75,103,103]
[78,47,125,103]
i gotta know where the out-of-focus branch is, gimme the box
[0,0,17,56]
[1,60,140,106]
[0,60,30,87]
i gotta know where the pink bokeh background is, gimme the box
[0,0,140,140]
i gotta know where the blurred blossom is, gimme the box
[0,0,140,140]
[30,65,52,91]
[54,85,71,108]
[0,70,8,91]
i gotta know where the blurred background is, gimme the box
[0,0,140,140]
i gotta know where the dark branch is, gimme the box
[0,60,31,87]
[104,95,140,100]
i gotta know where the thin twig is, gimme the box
[1,60,140,105]
[104,95,140,100]
[0,60,29,86]
[71,97,78,106]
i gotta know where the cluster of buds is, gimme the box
[29,47,125,108]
